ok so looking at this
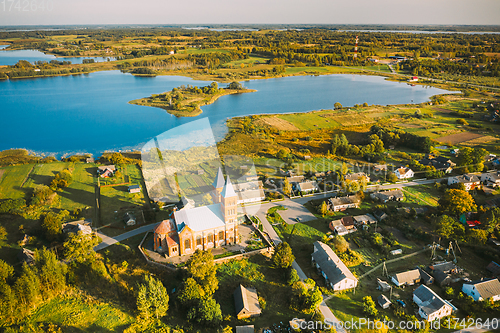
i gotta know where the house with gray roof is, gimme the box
[311,241,358,291]
[370,190,404,203]
[328,195,360,212]
[462,278,500,302]
[378,294,391,309]
[345,172,370,183]
[413,285,453,321]
[234,285,261,319]
[297,181,318,194]
[448,173,481,191]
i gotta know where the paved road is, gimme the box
[94,222,160,251]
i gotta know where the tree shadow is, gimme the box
[57,187,95,207]
[29,174,53,186]
[85,167,96,177]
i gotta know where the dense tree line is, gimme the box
[370,125,434,153]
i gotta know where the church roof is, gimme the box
[154,219,175,234]
[174,203,226,231]
[221,176,237,198]
[213,167,225,189]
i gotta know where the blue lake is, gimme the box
[0,70,454,156]
[0,45,115,66]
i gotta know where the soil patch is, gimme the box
[257,117,300,131]
[437,132,484,144]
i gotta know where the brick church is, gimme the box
[153,167,239,257]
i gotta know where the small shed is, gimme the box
[123,212,136,226]
[378,294,392,309]
[234,285,261,319]
[390,249,403,256]
[377,278,391,292]
[128,185,141,193]
[18,248,35,265]
[235,325,255,333]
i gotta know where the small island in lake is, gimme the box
[129,81,256,117]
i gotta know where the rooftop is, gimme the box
[312,241,357,285]
[174,204,226,231]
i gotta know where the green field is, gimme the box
[216,254,309,330]
[0,163,35,199]
[181,48,230,54]
[99,164,147,226]
[353,64,392,73]
[25,295,134,332]
[402,184,440,206]
[277,112,341,131]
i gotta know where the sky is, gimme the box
[0,0,499,26]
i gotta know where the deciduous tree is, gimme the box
[185,249,218,296]
[438,189,476,216]
[137,274,169,319]
[272,242,295,270]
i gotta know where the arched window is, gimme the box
[184,239,191,250]
[196,236,202,246]
[218,231,224,240]
[208,233,213,243]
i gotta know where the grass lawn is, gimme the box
[182,48,230,54]
[402,184,440,207]
[352,65,391,73]
[99,164,147,226]
[56,163,96,213]
[215,254,309,331]
[25,294,134,332]
[0,163,35,199]
[276,112,341,131]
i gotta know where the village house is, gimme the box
[153,167,239,257]
[394,167,414,180]
[329,220,350,236]
[353,214,377,226]
[297,181,318,194]
[62,220,92,235]
[97,165,116,178]
[370,189,404,203]
[311,241,358,291]
[448,174,481,191]
[286,175,305,185]
[328,195,360,212]
[419,268,435,285]
[391,269,422,287]
[487,261,500,278]
[420,156,456,173]
[344,172,370,183]
[462,278,500,302]
[128,185,141,193]
[234,285,262,319]
[481,171,500,188]
[233,180,265,204]
[373,164,388,173]
[413,285,454,322]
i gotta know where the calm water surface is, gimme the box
[0,71,454,156]
[0,45,115,66]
